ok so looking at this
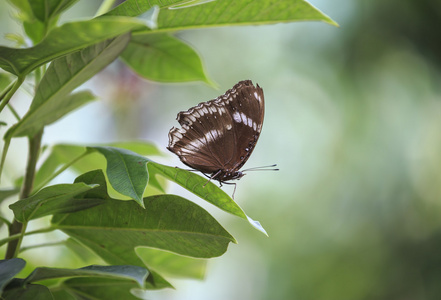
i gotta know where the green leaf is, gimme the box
[137,247,206,279]
[104,0,190,16]
[121,33,211,83]
[89,146,149,208]
[9,91,95,140]
[5,33,130,138]
[25,265,148,288]
[7,0,34,20]
[148,162,268,235]
[2,281,53,300]
[0,17,145,76]
[28,0,78,23]
[31,142,162,193]
[73,170,111,200]
[9,183,104,222]
[51,194,236,261]
[0,72,14,100]
[0,188,19,204]
[0,259,26,294]
[156,0,338,30]
[60,277,144,299]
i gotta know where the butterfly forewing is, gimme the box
[167,80,264,182]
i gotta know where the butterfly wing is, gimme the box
[167,80,264,177]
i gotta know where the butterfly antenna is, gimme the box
[242,164,279,172]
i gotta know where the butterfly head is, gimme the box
[213,170,245,182]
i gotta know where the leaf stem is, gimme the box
[20,241,65,253]
[5,129,43,259]
[32,151,89,193]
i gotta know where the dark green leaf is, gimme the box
[121,33,210,83]
[51,194,236,261]
[73,170,111,200]
[9,183,104,222]
[25,265,148,288]
[89,146,149,207]
[0,17,145,76]
[156,0,338,30]
[2,281,53,300]
[5,33,130,138]
[0,259,26,294]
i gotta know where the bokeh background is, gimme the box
[1,0,441,299]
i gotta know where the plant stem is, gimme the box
[5,129,43,259]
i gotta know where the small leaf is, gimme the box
[9,183,104,222]
[0,17,145,76]
[121,33,211,83]
[148,162,268,235]
[51,194,236,262]
[5,33,130,138]
[0,258,26,294]
[89,146,149,208]
[25,265,149,288]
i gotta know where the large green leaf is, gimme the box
[25,265,148,288]
[156,0,337,30]
[9,183,104,222]
[51,194,236,262]
[5,34,130,138]
[148,162,268,235]
[121,33,210,83]
[89,146,149,208]
[0,17,145,76]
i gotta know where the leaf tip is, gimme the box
[246,215,268,236]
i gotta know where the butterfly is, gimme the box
[168,80,272,194]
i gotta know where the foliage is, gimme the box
[0,0,334,298]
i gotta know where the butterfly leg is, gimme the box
[219,181,237,199]
[203,170,222,187]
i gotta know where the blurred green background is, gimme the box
[1,0,441,299]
